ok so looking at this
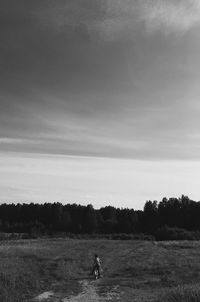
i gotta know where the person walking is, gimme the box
[92,254,102,279]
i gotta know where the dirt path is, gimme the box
[62,280,103,302]
[33,280,119,302]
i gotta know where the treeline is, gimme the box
[1,195,200,239]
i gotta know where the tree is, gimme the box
[83,205,97,233]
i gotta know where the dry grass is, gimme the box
[163,285,200,302]
[0,239,200,301]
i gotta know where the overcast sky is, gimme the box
[1,0,200,208]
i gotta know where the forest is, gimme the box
[1,195,200,240]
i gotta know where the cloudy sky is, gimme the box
[1,0,200,208]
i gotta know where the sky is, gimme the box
[1,0,200,209]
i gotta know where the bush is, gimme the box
[65,233,154,240]
[0,233,29,241]
[155,226,200,241]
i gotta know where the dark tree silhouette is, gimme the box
[0,195,200,238]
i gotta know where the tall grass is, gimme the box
[164,285,200,302]
[0,271,38,302]
[1,239,200,301]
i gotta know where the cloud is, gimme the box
[0,138,24,144]
[140,0,200,34]
[38,0,200,40]
[95,0,200,39]
[1,0,200,161]
[1,152,200,208]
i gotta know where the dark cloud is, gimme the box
[0,0,200,160]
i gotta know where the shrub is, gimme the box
[0,232,29,241]
[65,233,154,240]
[155,226,200,241]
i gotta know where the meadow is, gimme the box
[1,239,200,301]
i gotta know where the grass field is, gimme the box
[1,239,200,301]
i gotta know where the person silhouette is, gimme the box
[92,254,102,279]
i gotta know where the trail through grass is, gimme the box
[1,239,200,301]
[33,280,119,302]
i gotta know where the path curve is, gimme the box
[63,280,102,302]
[33,280,119,302]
